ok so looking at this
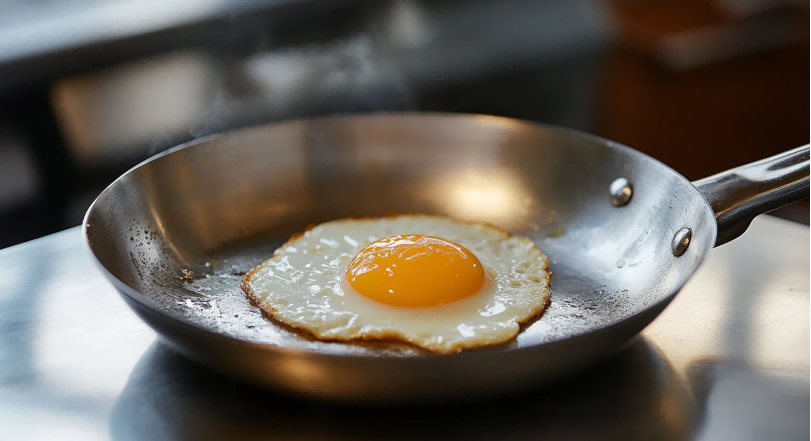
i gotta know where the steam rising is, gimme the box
[179,35,416,151]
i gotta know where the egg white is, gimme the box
[241,215,551,353]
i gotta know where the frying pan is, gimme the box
[84,113,809,401]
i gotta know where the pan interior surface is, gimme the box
[86,114,716,357]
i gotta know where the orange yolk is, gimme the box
[345,235,485,307]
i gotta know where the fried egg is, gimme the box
[241,215,551,353]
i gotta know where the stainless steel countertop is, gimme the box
[0,215,808,440]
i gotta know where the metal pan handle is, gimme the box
[693,145,809,247]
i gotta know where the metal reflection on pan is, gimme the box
[84,113,808,400]
[110,338,696,441]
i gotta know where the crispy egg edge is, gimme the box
[240,215,553,354]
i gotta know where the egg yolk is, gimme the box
[345,235,485,307]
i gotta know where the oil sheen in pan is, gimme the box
[150,231,641,356]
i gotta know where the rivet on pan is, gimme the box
[672,228,692,257]
[609,178,633,207]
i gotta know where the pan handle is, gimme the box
[692,145,809,247]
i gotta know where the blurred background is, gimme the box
[0,0,807,248]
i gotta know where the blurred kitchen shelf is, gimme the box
[0,0,807,250]
[598,0,809,180]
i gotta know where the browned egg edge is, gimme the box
[240,214,553,354]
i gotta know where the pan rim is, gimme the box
[82,111,718,360]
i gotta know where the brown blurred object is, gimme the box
[599,0,809,223]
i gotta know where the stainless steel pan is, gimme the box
[84,113,809,401]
